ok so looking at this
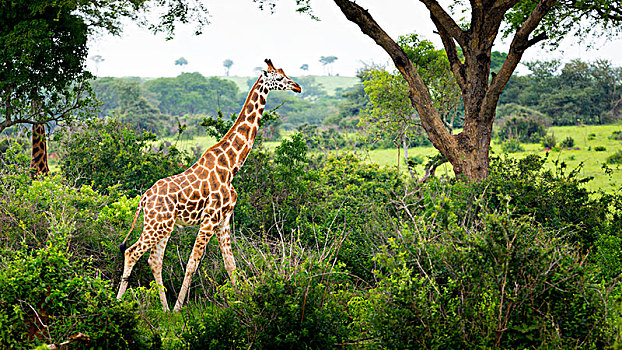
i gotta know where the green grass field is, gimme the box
[224,75,359,96]
[364,124,622,193]
[156,123,622,193]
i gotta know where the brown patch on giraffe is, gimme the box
[201,181,209,197]
[258,107,264,115]
[251,92,259,101]
[158,182,168,196]
[246,103,254,113]
[187,173,197,183]
[226,148,237,163]
[182,185,193,199]
[216,168,228,183]
[260,95,266,105]
[232,136,245,149]
[246,113,256,124]
[204,154,215,168]
[209,171,220,191]
[238,124,251,139]
[250,127,257,140]
[217,154,229,168]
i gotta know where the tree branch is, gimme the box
[432,17,466,93]
[333,0,456,155]
[419,0,468,47]
[487,0,557,111]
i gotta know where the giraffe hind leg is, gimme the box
[217,211,237,283]
[148,236,171,311]
[117,222,164,300]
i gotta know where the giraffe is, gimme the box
[30,123,50,178]
[116,59,301,312]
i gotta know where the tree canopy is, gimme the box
[0,0,209,134]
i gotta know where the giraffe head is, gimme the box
[262,59,302,93]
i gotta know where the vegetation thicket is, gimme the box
[1,122,621,348]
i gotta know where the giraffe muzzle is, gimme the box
[291,82,302,93]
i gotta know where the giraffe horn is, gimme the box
[265,58,276,71]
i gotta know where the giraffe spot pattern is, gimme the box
[118,67,302,311]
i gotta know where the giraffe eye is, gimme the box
[276,76,284,81]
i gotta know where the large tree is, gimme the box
[281,0,622,179]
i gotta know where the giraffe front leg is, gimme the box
[217,211,237,284]
[173,220,216,313]
[148,236,171,312]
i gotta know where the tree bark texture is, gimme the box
[333,0,557,180]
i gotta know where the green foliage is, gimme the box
[0,227,145,349]
[500,137,524,153]
[561,135,575,148]
[610,130,622,141]
[607,150,622,164]
[595,145,607,151]
[541,133,557,149]
[144,73,241,117]
[500,59,622,125]
[497,113,548,143]
[182,239,351,349]
[55,118,192,197]
[0,0,96,133]
[357,212,611,348]
[234,139,402,280]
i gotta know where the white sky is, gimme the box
[86,0,622,78]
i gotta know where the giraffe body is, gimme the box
[116,59,301,312]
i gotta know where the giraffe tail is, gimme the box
[119,202,142,254]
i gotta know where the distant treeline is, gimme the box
[498,59,622,125]
[90,73,351,138]
[89,58,622,141]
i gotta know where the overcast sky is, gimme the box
[86,0,622,78]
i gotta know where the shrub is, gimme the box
[355,212,613,348]
[588,133,597,140]
[181,237,352,349]
[497,114,548,143]
[55,118,193,196]
[610,130,622,141]
[560,136,575,148]
[500,137,524,153]
[0,227,146,349]
[607,150,622,164]
[541,134,556,149]
[595,146,607,151]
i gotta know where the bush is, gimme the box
[541,134,556,149]
[181,237,352,349]
[497,114,548,143]
[607,150,622,164]
[55,118,193,197]
[610,130,622,141]
[0,228,146,349]
[500,137,524,153]
[560,136,575,148]
[356,212,613,348]
[595,146,607,152]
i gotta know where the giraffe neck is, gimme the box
[31,123,49,177]
[201,75,268,173]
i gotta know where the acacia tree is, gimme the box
[278,0,622,179]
